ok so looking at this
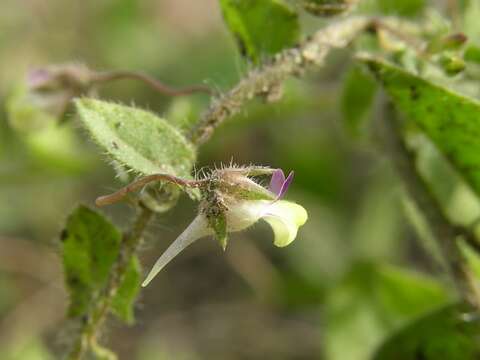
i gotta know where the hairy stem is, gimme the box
[92,70,213,96]
[96,174,207,207]
[66,206,154,360]
[188,15,426,146]
[380,101,480,309]
[189,16,371,145]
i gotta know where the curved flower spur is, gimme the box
[96,166,308,287]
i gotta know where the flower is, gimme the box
[142,168,308,287]
[7,64,93,132]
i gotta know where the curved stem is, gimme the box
[188,16,371,145]
[66,206,154,360]
[92,70,214,96]
[188,16,425,146]
[96,174,207,207]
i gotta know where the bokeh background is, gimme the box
[0,0,474,359]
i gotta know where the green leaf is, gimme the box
[341,64,377,135]
[208,211,228,250]
[219,0,300,64]
[75,98,196,178]
[464,45,480,64]
[24,124,91,175]
[374,304,480,359]
[111,256,141,324]
[324,262,449,360]
[362,56,480,197]
[378,0,425,16]
[4,337,54,360]
[165,97,204,134]
[6,84,58,132]
[61,205,140,323]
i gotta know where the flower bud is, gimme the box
[438,54,466,76]
[141,166,307,286]
[6,64,93,132]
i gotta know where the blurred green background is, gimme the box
[0,0,474,359]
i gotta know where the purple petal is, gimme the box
[277,171,294,199]
[269,169,285,196]
[27,68,53,89]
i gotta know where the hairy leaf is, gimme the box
[111,256,141,324]
[219,0,300,63]
[61,205,141,323]
[362,56,480,197]
[75,98,196,177]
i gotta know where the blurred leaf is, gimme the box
[24,124,91,174]
[464,0,480,42]
[166,97,204,134]
[6,84,59,132]
[341,64,377,135]
[464,45,480,64]
[219,0,300,63]
[324,262,449,360]
[374,304,480,359]
[362,56,480,197]
[62,205,140,323]
[75,98,196,177]
[111,256,141,324]
[459,237,480,285]
[377,0,425,16]
[359,0,425,17]
[276,270,324,308]
[4,337,54,360]
[0,273,15,315]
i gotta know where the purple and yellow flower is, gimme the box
[142,168,307,287]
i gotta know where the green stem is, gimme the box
[189,16,371,145]
[188,16,425,146]
[66,206,154,360]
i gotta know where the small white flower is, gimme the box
[142,168,308,287]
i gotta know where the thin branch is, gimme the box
[95,174,207,207]
[67,206,154,360]
[188,16,427,146]
[379,100,480,309]
[91,70,214,96]
[189,16,371,145]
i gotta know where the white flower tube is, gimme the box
[142,199,307,286]
[142,214,212,287]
